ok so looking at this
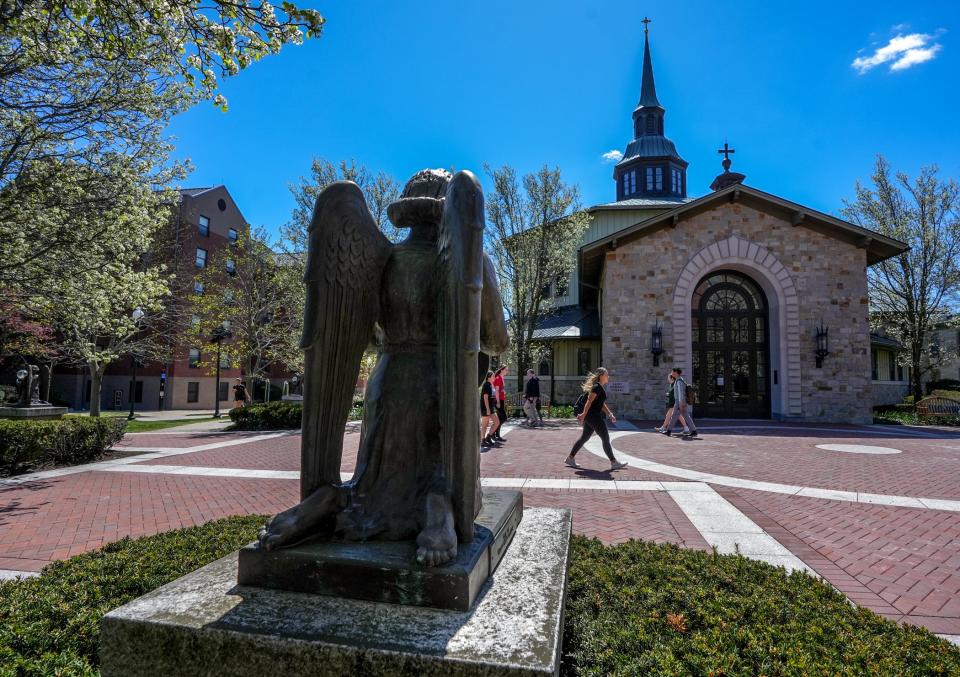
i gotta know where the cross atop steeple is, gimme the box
[717,142,735,171]
[641,16,651,36]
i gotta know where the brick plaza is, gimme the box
[1,419,958,643]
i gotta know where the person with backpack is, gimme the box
[564,367,629,471]
[661,367,698,438]
[655,371,690,434]
[523,368,542,428]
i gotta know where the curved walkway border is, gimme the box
[585,431,960,512]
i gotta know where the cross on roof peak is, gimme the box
[717,142,735,160]
[642,16,651,36]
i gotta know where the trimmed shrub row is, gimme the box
[0,417,126,475]
[1,524,957,675]
[228,401,365,430]
[0,515,266,675]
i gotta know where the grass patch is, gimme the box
[1,523,957,675]
[563,537,959,676]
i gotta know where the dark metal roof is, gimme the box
[589,197,693,211]
[616,135,685,165]
[179,187,218,197]
[870,333,901,349]
[532,305,601,340]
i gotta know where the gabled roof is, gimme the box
[581,182,908,266]
[590,197,694,211]
[179,186,218,197]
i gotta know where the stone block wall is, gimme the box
[600,201,873,424]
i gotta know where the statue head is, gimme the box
[387,169,452,229]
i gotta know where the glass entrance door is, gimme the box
[691,271,770,418]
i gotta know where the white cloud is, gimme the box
[890,44,942,70]
[601,150,623,163]
[852,32,943,73]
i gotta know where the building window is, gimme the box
[193,281,204,295]
[226,259,235,275]
[228,228,238,243]
[577,348,591,376]
[187,382,199,403]
[219,381,230,401]
[645,116,655,134]
[888,352,896,382]
[195,247,207,268]
[189,348,201,368]
[646,167,653,191]
[198,215,210,237]
[539,360,550,377]
[671,168,681,194]
[628,170,636,195]
[655,167,663,191]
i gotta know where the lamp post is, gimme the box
[210,321,233,418]
[128,307,144,420]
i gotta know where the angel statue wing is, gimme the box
[437,170,487,543]
[300,182,392,500]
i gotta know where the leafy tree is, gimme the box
[484,164,591,390]
[843,155,960,400]
[0,1,324,300]
[281,158,402,253]
[189,228,302,383]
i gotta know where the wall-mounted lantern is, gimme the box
[651,321,664,366]
[815,322,830,368]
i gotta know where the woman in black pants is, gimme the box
[564,367,628,471]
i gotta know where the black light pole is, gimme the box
[211,322,233,418]
[128,307,144,420]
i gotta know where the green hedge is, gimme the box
[563,537,959,676]
[228,401,364,430]
[0,417,126,475]
[1,523,957,675]
[228,401,303,429]
[0,515,265,676]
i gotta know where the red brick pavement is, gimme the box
[715,487,960,634]
[616,427,960,499]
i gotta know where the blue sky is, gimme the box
[167,0,959,239]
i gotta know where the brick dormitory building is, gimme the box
[527,27,910,424]
[52,186,289,412]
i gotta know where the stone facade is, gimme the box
[600,202,873,424]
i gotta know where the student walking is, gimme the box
[655,372,690,433]
[523,368,542,428]
[564,367,629,471]
[493,366,508,442]
[233,379,249,408]
[480,371,501,447]
[662,367,698,437]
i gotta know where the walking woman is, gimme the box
[480,371,501,447]
[564,367,628,471]
[492,365,508,442]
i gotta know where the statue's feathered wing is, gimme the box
[437,171,485,542]
[300,182,391,500]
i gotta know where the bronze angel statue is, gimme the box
[258,168,508,567]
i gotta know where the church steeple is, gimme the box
[614,19,688,201]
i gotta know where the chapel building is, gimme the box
[535,27,908,424]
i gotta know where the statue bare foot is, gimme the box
[258,484,340,551]
[416,492,457,567]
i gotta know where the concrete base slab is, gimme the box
[100,507,572,677]
[0,406,67,420]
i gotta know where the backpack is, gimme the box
[685,381,697,406]
[573,393,588,416]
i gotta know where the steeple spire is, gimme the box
[612,19,688,201]
[638,19,661,109]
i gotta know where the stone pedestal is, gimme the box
[100,507,571,677]
[238,490,522,611]
[0,405,67,420]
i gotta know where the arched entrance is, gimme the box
[691,270,770,418]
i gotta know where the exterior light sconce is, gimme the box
[651,321,664,366]
[815,322,829,368]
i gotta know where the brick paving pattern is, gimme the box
[2,418,959,637]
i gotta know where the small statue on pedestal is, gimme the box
[15,364,43,407]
